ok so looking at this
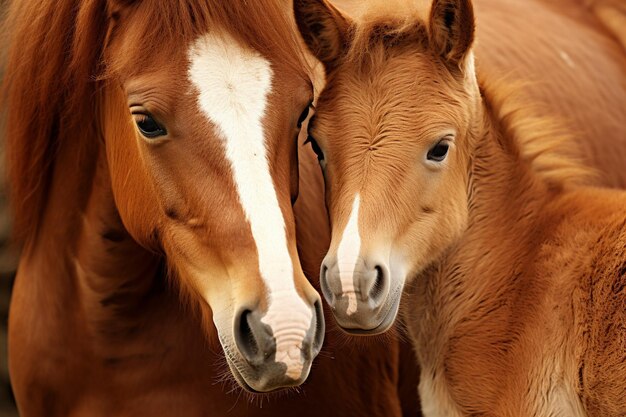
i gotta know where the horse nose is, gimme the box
[320,257,391,329]
[234,308,275,366]
[233,299,324,390]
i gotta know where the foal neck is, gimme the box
[406,93,575,415]
[468,99,559,236]
[409,92,555,332]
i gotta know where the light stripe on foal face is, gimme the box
[336,194,362,316]
[188,32,313,380]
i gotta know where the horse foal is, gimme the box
[294,0,626,415]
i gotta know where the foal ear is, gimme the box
[293,0,352,69]
[429,0,475,68]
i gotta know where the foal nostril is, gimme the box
[311,299,325,357]
[319,262,335,305]
[361,264,389,305]
[369,266,386,302]
[234,308,274,366]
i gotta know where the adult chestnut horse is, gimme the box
[1,0,419,415]
[295,0,625,415]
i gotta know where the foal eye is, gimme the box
[133,113,167,138]
[305,135,325,162]
[427,140,450,162]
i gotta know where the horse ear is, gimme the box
[429,0,475,68]
[293,0,352,69]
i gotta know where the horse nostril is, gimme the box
[368,265,387,303]
[234,308,273,365]
[236,310,258,360]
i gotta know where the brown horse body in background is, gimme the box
[583,0,626,49]
[473,0,626,188]
[295,0,626,415]
[1,0,419,416]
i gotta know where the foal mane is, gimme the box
[1,0,306,243]
[333,0,593,188]
[478,78,595,188]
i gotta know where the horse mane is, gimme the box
[1,0,306,243]
[478,77,595,188]
[1,0,106,243]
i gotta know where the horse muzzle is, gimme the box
[224,299,325,392]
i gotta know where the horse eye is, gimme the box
[133,113,167,138]
[427,140,450,162]
[305,135,325,162]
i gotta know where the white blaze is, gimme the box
[188,32,312,379]
[336,194,362,315]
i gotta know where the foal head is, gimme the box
[294,0,480,333]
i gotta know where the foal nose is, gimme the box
[320,257,390,330]
[233,300,324,390]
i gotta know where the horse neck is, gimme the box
[24,130,173,347]
[74,148,164,335]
